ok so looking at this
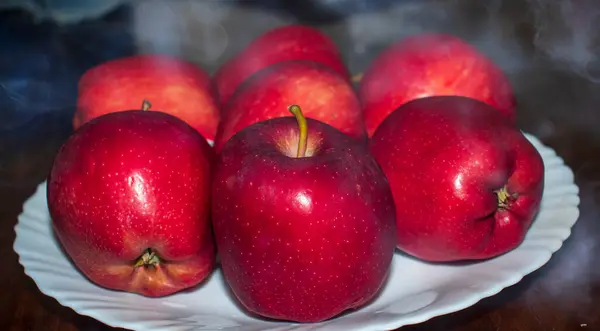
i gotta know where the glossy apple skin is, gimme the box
[214,60,365,152]
[212,117,396,322]
[213,24,350,106]
[369,96,544,262]
[48,110,216,297]
[359,33,516,136]
[75,54,220,144]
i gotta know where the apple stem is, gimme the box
[288,104,308,158]
[141,100,152,111]
[351,72,364,83]
[495,186,518,209]
[134,248,160,268]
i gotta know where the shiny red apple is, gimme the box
[212,105,396,322]
[369,96,544,262]
[75,54,220,144]
[48,105,215,297]
[359,33,516,136]
[213,24,350,106]
[214,60,364,152]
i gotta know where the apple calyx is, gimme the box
[134,248,160,268]
[141,100,152,111]
[495,186,518,209]
[288,104,308,158]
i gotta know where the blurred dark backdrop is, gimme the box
[1,0,599,188]
[0,0,404,147]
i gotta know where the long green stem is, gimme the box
[288,104,308,158]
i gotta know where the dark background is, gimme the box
[1,0,599,330]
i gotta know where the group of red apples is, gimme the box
[47,25,545,323]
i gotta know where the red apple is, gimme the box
[212,105,396,322]
[359,33,516,136]
[213,24,350,106]
[75,54,220,144]
[48,104,215,297]
[369,96,544,262]
[214,60,364,152]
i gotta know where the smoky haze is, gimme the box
[528,0,600,83]
[131,0,600,83]
[129,0,600,143]
[3,0,600,127]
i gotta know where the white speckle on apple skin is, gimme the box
[211,116,396,323]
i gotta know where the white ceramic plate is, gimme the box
[14,133,580,331]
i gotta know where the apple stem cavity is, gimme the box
[495,186,518,209]
[141,100,152,111]
[134,248,160,268]
[288,104,308,158]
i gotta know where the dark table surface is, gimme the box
[2,1,600,330]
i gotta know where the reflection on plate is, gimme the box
[14,133,580,331]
